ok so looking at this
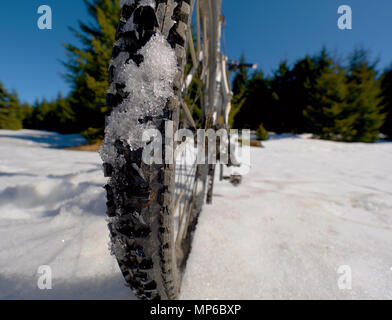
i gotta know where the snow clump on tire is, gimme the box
[100,32,177,167]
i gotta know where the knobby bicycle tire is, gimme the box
[102,0,208,300]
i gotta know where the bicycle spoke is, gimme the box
[173,0,225,269]
[173,189,185,214]
[180,100,197,129]
[196,0,201,57]
[175,199,188,247]
[188,28,198,69]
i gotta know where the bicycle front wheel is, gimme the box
[101,0,219,300]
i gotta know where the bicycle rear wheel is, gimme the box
[101,0,217,300]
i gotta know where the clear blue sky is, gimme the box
[1,0,392,104]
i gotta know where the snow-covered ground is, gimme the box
[0,129,391,299]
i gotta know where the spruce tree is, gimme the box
[24,94,76,134]
[288,55,318,133]
[270,49,333,134]
[233,70,270,130]
[380,66,392,139]
[304,50,385,142]
[303,64,348,140]
[269,61,291,133]
[341,49,385,142]
[289,50,332,133]
[0,82,26,130]
[63,0,120,140]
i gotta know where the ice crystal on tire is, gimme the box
[100,33,177,167]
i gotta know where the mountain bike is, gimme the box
[101,0,233,300]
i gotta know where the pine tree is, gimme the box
[54,93,76,132]
[23,94,75,133]
[341,49,385,142]
[233,70,270,129]
[288,56,318,133]
[63,0,120,140]
[269,49,333,134]
[0,82,26,130]
[269,61,291,133]
[303,64,348,140]
[304,50,385,142]
[380,66,392,139]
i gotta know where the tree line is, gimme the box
[0,0,391,143]
[233,49,392,142]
